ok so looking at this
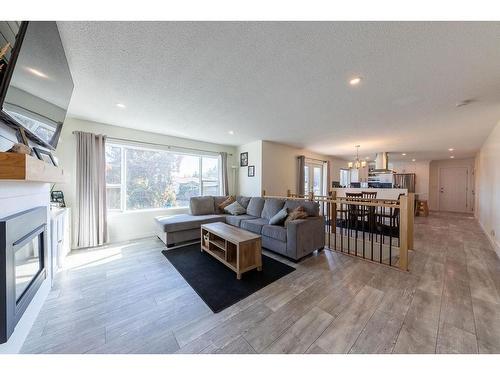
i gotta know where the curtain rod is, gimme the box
[72,131,233,156]
[305,156,329,163]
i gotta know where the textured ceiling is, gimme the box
[57,21,500,161]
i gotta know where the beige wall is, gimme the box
[389,160,430,201]
[261,140,345,196]
[55,117,237,245]
[236,140,263,196]
[428,158,475,212]
[475,121,500,253]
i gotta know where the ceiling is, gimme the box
[57,21,500,161]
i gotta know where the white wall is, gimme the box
[389,160,430,201]
[260,140,345,196]
[428,158,475,212]
[476,121,500,254]
[236,140,263,196]
[55,117,237,245]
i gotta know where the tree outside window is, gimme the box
[105,143,220,211]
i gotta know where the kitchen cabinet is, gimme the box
[49,207,71,280]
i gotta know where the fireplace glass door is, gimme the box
[14,229,43,303]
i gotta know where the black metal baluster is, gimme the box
[347,202,350,255]
[332,202,336,251]
[379,207,383,263]
[340,202,344,252]
[389,207,393,266]
[370,203,374,261]
[328,201,331,250]
[362,202,365,259]
[354,201,358,257]
[382,205,385,245]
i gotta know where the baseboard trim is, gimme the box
[477,219,500,257]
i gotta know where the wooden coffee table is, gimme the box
[201,222,262,280]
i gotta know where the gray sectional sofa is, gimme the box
[154,196,325,261]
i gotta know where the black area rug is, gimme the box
[162,243,295,313]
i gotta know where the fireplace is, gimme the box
[1,207,48,344]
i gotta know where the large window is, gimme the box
[105,143,221,211]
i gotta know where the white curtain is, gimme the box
[219,152,229,196]
[75,131,107,248]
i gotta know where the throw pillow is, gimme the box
[218,195,235,211]
[284,206,308,227]
[224,201,247,215]
[269,207,288,226]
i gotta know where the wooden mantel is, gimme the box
[0,152,66,183]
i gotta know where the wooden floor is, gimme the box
[21,212,500,354]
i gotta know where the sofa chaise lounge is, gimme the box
[154,196,325,261]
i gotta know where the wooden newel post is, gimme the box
[399,195,409,271]
[331,190,337,235]
[287,189,291,197]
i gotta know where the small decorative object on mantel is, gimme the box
[248,165,255,177]
[240,152,248,167]
[33,147,58,166]
[7,143,31,155]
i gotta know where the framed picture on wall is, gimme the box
[33,147,58,166]
[248,165,255,177]
[240,152,248,167]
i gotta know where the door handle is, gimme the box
[440,188,444,193]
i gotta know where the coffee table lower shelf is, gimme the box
[201,222,262,280]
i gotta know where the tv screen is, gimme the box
[0,21,73,150]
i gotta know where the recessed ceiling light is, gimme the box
[450,155,455,159]
[116,103,126,109]
[349,77,362,86]
[228,130,234,135]
[412,159,416,162]
[26,67,48,79]
[402,153,406,156]
[448,148,454,152]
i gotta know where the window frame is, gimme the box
[105,141,221,212]
[105,144,125,212]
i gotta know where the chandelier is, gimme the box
[347,145,367,169]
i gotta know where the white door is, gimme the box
[304,162,324,196]
[439,167,468,212]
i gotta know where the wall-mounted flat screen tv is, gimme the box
[0,21,73,150]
